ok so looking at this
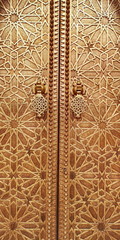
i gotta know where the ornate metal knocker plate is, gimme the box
[71,80,87,118]
[31,78,47,118]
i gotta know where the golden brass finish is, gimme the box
[0,0,120,239]
[59,1,120,239]
[71,79,87,118]
[31,78,47,117]
[0,0,58,239]
[72,81,85,96]
[35,78,46,94]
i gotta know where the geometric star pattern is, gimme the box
[0,0,59,239]
[68,0,120,239]
[0,0,120,239]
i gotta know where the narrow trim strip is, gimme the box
[56,0,61,239]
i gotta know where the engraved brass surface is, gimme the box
[71,80,87,118]
[31,79,47,117]
[59,0,120,239]
[0,0,120,240]
[0,0,59,239]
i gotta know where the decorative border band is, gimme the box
[59,0,70,239]
[48,0,59,239]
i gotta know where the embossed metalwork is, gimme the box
[71,80,87,117]
[71,94,87,118]
[0,0,59,239]
[31,79,47,117]
[0,0,120,239]
[31,93,47,117]
[58,0,70,239]
[59,0,120,240]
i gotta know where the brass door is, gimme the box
[0,0,59,239]
[59,0,120,239]
[0,0,120,240]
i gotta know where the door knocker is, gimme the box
[31,78,47,118]
[71,80,87,118]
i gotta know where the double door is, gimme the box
[0,0,120,239]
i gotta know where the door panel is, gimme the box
[0,0,120,239]
[59,0,120,239]
[0,0,59,239]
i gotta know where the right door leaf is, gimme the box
[59,0,120,239]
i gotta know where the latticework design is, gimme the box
[31,94,47,118]
[59,0,120,239]
[71,95,87,118]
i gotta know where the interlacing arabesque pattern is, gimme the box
[0,0,58,239]
[68,0,120,239]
